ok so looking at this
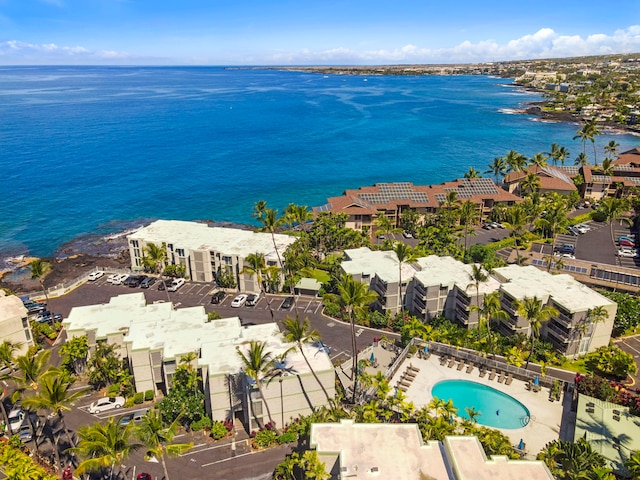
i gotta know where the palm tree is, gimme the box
[574,306,609,355]
[549,143,569,166]
[240,252,266,293]
[574,119,601,165]
[135,409,193,480]
[282,316,332,403]
[0,339,20,371]
[236,340,280,433]
[373,211,401,240]
[459,200,479,252]
[520,172,541,195]
[252,200,267,222]
[464,166,481,179]
[392,242,417,314]
[29,259,51,306]
[467,264,488,313]
[600,197,632,274]
[470,291,507,357]
[503,204,527,263]
[22,373,89,457]
[604,140,619,160]
[71,418,142,480]
[440,190,460,228]
[574,152,589,166]
[333,274,378,403]
[259,207,292,295]
[485,156,507,183]
[504,149,528,173]
[516,296,559,369]
[625,450,640,479]
[530,152,549,172]
[11,350,58,401]
[537,438,610,480]
[143,241,171,301]
[536,201,570,251]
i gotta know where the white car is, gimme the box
[167,278,185,292]
[88,271,105,281]
[574,223,591,233]
[617,248,638,258]
[231,294,248,308]
[561,253,575,259]
[88,396,125,414]
[402,231,413,238]
[111,274,129,285]
[8,408,25,434]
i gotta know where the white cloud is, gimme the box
[0,40,132,64]
[266,25,640,65]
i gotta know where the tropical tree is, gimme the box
[29,259,51,306]
[464,166,481,179]
[549,143,570,166]
[330,274,378,403]
[399,317,433,346]
[0,340,21,372]
[504,149,528,173]
[520,172,541,195]
[440,191,460,228]
[537,438,611,480]
[252,200,267,222]
[516,296,559,369]
[392,242,418,314]
[574,119,601,165]
[259,207,293,295]
[143,241,170,301]
[135,409,193,480]
[574,152,589,166]
[625,450,640,479]
[22,373,88,457]
[236,340,280,433]
[283,203,313,231]
[604,140,619,160]
[373,211,401,240]
[87,342,126,389]
[530,151,549,172]
[11,350,58,401]
[71,417,141,480]
[485,156,507,183]
[503,204,527,263]
[467,264,488,314]
[574,306,609,354]
[470,291,507,357]
[459,200,479,252]
[282,316,332,403]
[240,252,266,293]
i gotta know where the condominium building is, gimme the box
[410,256,501,327]
[0,292,33,355]
[310,420,554,479]
[127,220,296,292]
[492,265,616,358]
[63,293,335,431]
[313,179,521,238]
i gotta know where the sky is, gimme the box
[1,0,640,65]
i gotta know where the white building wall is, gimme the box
[0,294,33,356]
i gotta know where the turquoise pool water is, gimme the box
[431,380,530,429]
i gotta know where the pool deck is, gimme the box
[390,353,572,458]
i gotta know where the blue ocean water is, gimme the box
[1,66,639,260]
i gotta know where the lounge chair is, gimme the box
[447,358,456,368]
[408,364,420,373]
[397,385,407,392]
[497,372,505,383]
[505,374,513,385]
[479,368,487,378]
[404,370,417,379]
[440,355,449,366]
[399,379,412,388]
[488,369,496,381]
[457,361,466,371]
[466,363,474,374]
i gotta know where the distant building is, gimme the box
[0,292,33,356]
[127,220,296,292]
[64,293,335,431]
[310,419,554,479]
[503,165,578,196]
[313,179,521,238]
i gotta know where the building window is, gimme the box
[131,240,139,248]
[222,256,232,265]
[176,248,185,257]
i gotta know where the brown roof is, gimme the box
[313,178,522,216]
[504,165,577,192]
[613,147,640,167]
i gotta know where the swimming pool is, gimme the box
[431,380,530,429]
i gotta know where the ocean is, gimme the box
[1,66,639,265]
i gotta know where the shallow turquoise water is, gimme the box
[1,66,639,259]
[431,379,530,429]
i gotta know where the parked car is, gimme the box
[8,408,25,433]
[618,235,636,244]
[124,275,143,287]
[35,311,63,324]
[402,231,413,238]
[137,474,152,480]
[561,253,575,259]
[23,300,47,314]
[617,248,638,258]
[167,278,185,292]
[482,222,494,230]
[211,291,227,304]
[619,239,636,248]
[555,244,575,255]
[245,293,261,306]
[140,277,156,289]
[489,221,503,229]
[281,296,294,309]
[18,423,33,442]
[158,280,169,291]
[111,274,129,285]
[88,396,125,414]
[574,223,591,233]
[87,271,105,281]
[231,294,248,308]
[118,409,147,426]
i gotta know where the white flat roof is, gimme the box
[414,256,501,295]
[342,247,417,283]
[310,420,553,480]
[128,220,296,260]
[64,293,333,377]
[493,265,615,312]
[0,292,28,321]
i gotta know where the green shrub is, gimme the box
[253,428,277,448]
[133,392,144,405]
[210,421,229,440]
[568,212,594,225]
[369,310,389,329]
[191,416,212,432]
[323,301,341,318]
[144,390,155,401]
[277,431,298,444]
[108,383,121,396]
[124,397,135,408]
[591,210,607,222]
